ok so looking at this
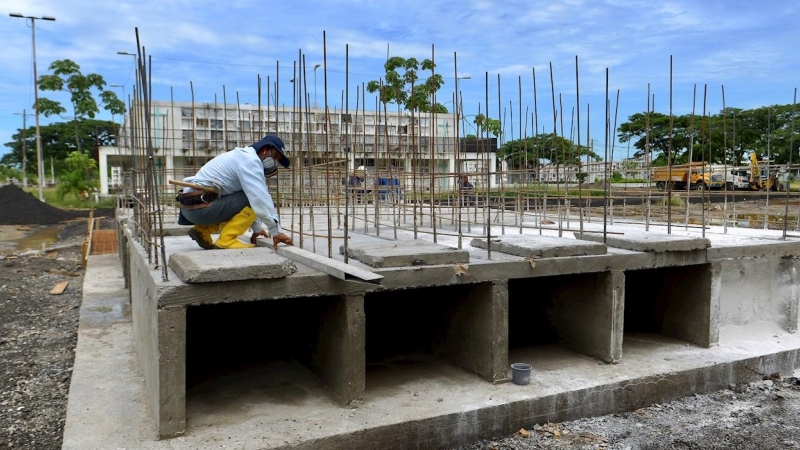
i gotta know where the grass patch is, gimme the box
[22,187,116,209]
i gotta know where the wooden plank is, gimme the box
[50,281,69,295]
[275,246,383,284]
[168,179,217,192]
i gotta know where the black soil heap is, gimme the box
[0,184,86,225]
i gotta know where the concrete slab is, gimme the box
[65,256,800,450]
[67,218,800,449]
[340,239,469,268]
[575,231,711,253]
[168,248,297,283]
[471,234,607,258]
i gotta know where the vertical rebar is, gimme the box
[784,89,797,239]
[575,56,583,238]
[685,85,697,229]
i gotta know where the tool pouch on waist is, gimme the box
[175,190,217,209]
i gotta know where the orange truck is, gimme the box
[651,162,711,191]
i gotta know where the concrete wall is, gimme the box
[508,271,624,363]
[311,294,366,403]
[127,229,186,438]
[439,280,509,383]
[715,256,800,333]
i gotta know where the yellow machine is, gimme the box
[748,153,783,191]
[652,162,710,191]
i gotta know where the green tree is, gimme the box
[617,104,800,166]
[0,165,24,184]
[617,112,696,164]
[36,59,126,152]
[498,134,600,169]
[57,151,98,201]
[473,114,502,139]
[1,120,118,177]
[366,56,447,113]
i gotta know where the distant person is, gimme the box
[176,135,294,250]
[348,173,365,203]
[458,175,476,206]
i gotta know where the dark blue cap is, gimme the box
[252,135,290,168]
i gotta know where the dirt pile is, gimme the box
[0,185,115,226]
[0,185,82,225]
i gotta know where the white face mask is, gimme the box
[262,156,277,177]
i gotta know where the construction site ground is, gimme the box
[1,186,800,449]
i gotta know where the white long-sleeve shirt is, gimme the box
[184,146,282,236]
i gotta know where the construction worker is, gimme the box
[176,135,294,250]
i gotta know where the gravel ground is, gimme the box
[0,244,84,449]
[454,376,800,450]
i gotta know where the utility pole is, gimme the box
[10,13,56,201]
[12,110,29,188]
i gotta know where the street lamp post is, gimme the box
[12,110,30,188]
[313,64,321,109]
[109,84,126,146]
[116,52,137,97]
[10,12,55,202]
[117,51,137,63]
[110,83,126,102]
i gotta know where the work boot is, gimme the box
[188,224,218,250]
[214,207,257,249]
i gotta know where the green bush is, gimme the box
[653,196,685,207]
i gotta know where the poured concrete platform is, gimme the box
[168,248,297,283]
[100,215,800,446]
[576,230,711,252]
[471,234,607,258]
[63,252,800,449]
[340,239,469,268]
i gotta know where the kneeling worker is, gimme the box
[177,135,294,250]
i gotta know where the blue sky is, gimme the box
[1,0,798,160]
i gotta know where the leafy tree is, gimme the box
[498,134,600,169]
[617,112,696,165]
[57,151,98,201]
[473,114,502,139]
[0,165,24,184]
[1,120,118,177]
[366,56,447,113]
[617,104,800,165]
[36,59,126,152]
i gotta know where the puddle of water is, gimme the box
[12,226,63,251]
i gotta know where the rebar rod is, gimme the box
[783,88,797,239]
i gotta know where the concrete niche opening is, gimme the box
[365,282,507,390]
[185,295,346,410]
[508,271,624,364]
[624,264,714,348]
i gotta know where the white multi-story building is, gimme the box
[98,100,498,195]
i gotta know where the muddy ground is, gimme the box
[1,189,799,449]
